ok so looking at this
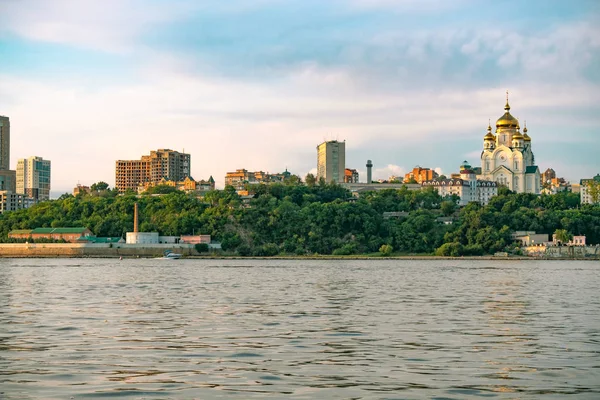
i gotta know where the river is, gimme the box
[0,258,599,399]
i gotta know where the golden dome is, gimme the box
[484,120,495,140]
[496,92,520,129]
[513,130,524,140]
[523,121,531,141]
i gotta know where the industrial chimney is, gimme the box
[366,160,373,184]
[134,203,139,233]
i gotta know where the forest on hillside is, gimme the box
[1,181,598,257]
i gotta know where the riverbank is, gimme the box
[1,243,598,260]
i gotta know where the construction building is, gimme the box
[115,149,190,193]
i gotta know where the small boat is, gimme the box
[158,250,182,259]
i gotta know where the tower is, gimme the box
[0,116,9,170]
[316,140,345,183]
[366,160,373,184]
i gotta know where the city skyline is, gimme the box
[1,0,599,197]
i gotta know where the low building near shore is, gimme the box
[9,227,93,243]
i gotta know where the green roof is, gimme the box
[32,227,90,234]
[525,166,539,174]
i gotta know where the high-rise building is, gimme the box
[16,156,52,201]
[115,149,191,193]
[317,140,345,183]
[0,116,9,170]
[0,115,16,193]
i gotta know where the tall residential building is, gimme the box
[115,149,190,193]
[16,156,52,201]
[0,116,16,194]
[0,116,9,170]
[317,140,345,183]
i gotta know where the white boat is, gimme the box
[158,250,182,259]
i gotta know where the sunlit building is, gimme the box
[317,140,345,183]
[422,161,498,205]
[344,168,359,183]
[404,166,438,184]
[16,156,51,201]
[115,149,190,193]
[479,93,540,194]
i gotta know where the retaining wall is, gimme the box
[0,243,199,258]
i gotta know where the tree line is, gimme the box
[0,180,598,256]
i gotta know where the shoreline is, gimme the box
[1,254,597,261]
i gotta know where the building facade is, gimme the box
[479,94,540,194]
[138,176,215,194]
[16,156,51,201]
[404,167,439,184]
[115,149,190,193]
[0,116,9,170]
[422,161,498,205]
[317,140,345,183]
[8,227,93,242]
[225,169,290,191]
[344,168,359,183]
[580,174,600,205]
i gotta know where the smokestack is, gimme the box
[134,203,139,233]
[366,160,373,184]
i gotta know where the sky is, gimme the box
[1,0,599,197]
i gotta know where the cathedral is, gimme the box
[479,94,541,194]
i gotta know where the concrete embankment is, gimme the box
[524,245,600,259]
[0,243,199,258]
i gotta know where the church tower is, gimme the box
[480,92,540,194]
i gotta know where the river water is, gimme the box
[0,258,599,399]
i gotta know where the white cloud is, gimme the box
[0,0,190,53]
[372,164,406,181]
[2,59,599,194]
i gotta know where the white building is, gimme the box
[16,156,51,202]
[422,161,498,206]
[317,140,345,183]
[580,175,600,204]
[479,94,540,194]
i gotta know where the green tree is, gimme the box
[554,229,572,244]
[91,181,110,192]
[305,173,316,187]
[441,200,456,216]
[379,244,393,256]
[195,243,209,253]
[587,179,600,204]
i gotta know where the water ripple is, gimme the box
[0,258,599,399]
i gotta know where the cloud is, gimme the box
[1,1,599,193]
[371,164,406,181]
[0,0,191,53]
